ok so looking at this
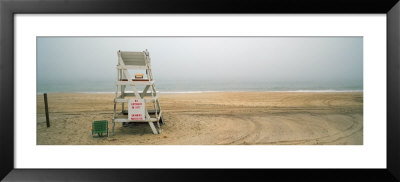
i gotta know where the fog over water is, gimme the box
[37,37,363,93]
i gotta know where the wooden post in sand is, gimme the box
[44,93,50,127]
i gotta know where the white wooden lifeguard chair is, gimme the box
[112,50,163,135]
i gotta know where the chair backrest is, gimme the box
[92,120,108,132]
[118,51,148,66]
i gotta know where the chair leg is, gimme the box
[112,122,115,135]
[148,122,158,134]
[156,121,162,134]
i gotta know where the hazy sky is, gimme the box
[37,37,362,84]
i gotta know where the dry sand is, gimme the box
[37,92,363,145]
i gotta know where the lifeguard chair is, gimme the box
[112,50,163,135]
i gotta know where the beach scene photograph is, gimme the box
[36,37,363,145]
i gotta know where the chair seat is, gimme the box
[120,79,150,81]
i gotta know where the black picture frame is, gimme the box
[1,0,399,181]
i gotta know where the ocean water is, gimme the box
[37,79,363,94]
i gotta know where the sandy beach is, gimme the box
[36,92,363,145]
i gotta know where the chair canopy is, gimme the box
[118,51,149,66]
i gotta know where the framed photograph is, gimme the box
[1,0,399,181]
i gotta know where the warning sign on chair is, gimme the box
[128,99,145,121]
